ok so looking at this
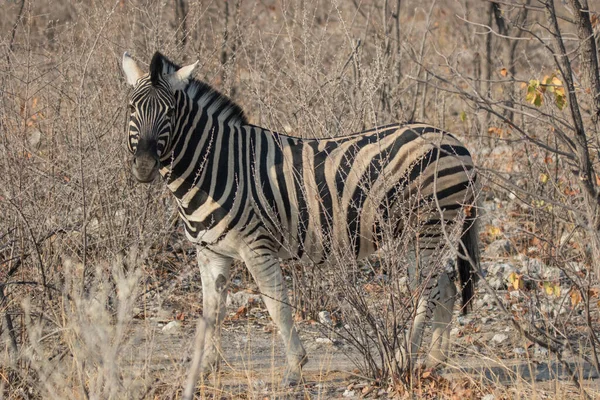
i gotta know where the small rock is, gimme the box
[513,347,526,356]
[541,302,566,316]
[483,293,494,305]
[252,379,266,390]
[488,277,504,290]
[342,389,356,397]
[162,321,181,333]
[316,337,333,345]
[484,262,517,290]
[450,327,460,336]
[475,298,486,309]
[482,395,495,400]
[318,311,333,326]
[522,257,546,277]
[569,262,586,273]
[492,333,508,344]
[484,239,517,258]
[490,145,511,157]
[227,291,262,308]
[535,345,549,357]
[28,128,42,147]
[231,278,242,286]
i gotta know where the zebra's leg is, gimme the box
[243,252,307,385]
[408,272,439,369]
[197,248,233,373]
[395,270,439,371]
[426,271,457,368]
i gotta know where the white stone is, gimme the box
[342,389,356,397]
[492,333,508,344]
[535,345,549,357]
[162,321,181,333]
[227,291,262,308]
[28,128,41,147]
[252,379,266,389]
[318,311,333,326]
[484,239,517,258]
[513,347,526,356]
[316,337,333,345]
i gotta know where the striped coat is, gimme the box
[122,51,479,383]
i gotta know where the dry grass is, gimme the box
[1,0,599,398]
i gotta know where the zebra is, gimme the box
[121,51,479,384]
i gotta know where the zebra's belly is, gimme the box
[276,229,380,264]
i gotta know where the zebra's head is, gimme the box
[122,52,198,182]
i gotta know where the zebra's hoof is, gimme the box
[423,357,446,371]
[199,356,221,378]
[281,368,303,387]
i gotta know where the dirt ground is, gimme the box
[123,283,600,399]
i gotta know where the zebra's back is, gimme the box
[240,122,476,264]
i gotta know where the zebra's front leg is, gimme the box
[426,272,457,368]
[197,248,233,374]
[244,252,307,385]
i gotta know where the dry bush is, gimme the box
[1,0,599,398]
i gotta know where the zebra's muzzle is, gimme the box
[131,146,159,183]
[132,139,160,183]
[132,154,159,182]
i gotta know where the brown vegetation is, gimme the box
[1,0,599,398]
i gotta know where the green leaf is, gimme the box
[555,94,566,110]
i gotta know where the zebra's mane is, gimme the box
[150,52,248,126]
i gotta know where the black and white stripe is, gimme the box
[123,52,480,380]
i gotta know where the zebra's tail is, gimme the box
[457,203,479,315]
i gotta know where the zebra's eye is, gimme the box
[166,108,174,119]
[129,104,136,114]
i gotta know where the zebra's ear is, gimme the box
[166,61,199,91]
[122,52,144,86]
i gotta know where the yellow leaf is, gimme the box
[460,111,467,122]
[500,68,508,77]
[487,225,501,238]
[551,76,562,87]
[544,282,560,296]
[539,173,549,184]
[508,272,523,290]
[542,75,551,86]
[570,289,582,306]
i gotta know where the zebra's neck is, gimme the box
[158,81,256,210]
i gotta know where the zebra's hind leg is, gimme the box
[425,271,457,368]
[395,272,438,372]
[197,248,233,375]
[243,252,307,386]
